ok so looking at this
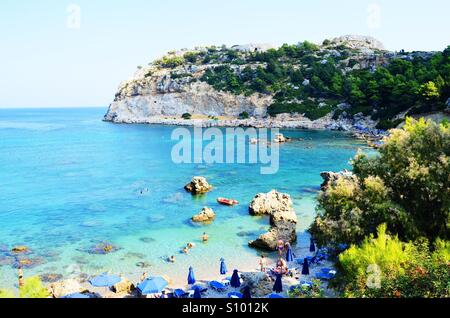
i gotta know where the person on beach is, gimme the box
[140,271,148,282]
[18,265,24,288]
[277,240,284,257]
[259,255,267,272]
[202,232,209,242]
[275,259,288,275]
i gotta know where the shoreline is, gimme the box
[103,115,386,147]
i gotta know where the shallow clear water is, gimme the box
[0,107,369,289]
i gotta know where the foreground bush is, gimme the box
[310,117,449,246]
[336,225,450,298]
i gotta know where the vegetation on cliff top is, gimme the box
[155,40,450,123]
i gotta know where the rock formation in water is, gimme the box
[191,207,216,223]
[248,190,297,250]
[184,176,213,194]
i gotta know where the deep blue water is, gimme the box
[0,107,368,289]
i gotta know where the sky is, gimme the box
[0,0,449,108]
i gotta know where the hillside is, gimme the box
[104,35,450,131]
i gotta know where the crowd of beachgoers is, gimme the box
[44,236,337,299]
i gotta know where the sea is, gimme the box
[0,107,370,289]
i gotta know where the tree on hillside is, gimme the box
[310,118,450,246]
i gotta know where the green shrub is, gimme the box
[337,225,450,298]
[19,276,50,298]
[0,289,14,298]
[181,113,192,120]
[288,279,325,298]
[311,117,450,246]
[157,55,185,68]
[267,101,333,120]
[239,111,249,119]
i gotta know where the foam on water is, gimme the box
[0,108,369,289]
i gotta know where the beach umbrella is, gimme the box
[188,266,196,285]
[89,273,121,287]
[286,246,294,262]
[273,273,283,293]
[193,286,201,299]
[230,269,241,288]
[309,238,316,252]
[302,258,310,275]
[243,286,252,299]
[220,258,228,275]
[137,276,168,295]
[61,292,90,299]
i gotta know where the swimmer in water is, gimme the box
[187,242,195,249]
[182,247,189,254]
[168,255,176,263]
[202,232,209,242]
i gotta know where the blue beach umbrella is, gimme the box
[137,277,168,295]
[286,246,294,262]
[188,266,196,285]
[230,269,241,288]
[193,286,202,299]
[89,273,121,287]
[273,273,283,293]
[302,258,310,275]
[243,286,252,299]
[61,292,90,299]
[309,238,316,252]
[220,258,228,275]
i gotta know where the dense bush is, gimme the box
[19,276,50,298]
[336,224,450,298]
[181,113,192,120]
[288,279,325,298]
[310,118,450,246]
[0,276,50,298]
[268,101,334,120]
[157,55,185,68]
[239,111,249,119]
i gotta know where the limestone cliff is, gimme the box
[104,35,445,130]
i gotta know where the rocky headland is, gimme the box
[104,35,448,136]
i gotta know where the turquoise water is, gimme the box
[0,107,368,289]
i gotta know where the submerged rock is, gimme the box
[192,207,216,223]
[248,190,297,251]
[184,176,213,194]
[40,273,63,283]
[139,237,156,243]
[11,246,30,254]
[88,242,120,255]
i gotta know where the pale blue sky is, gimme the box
[0,0,449,108]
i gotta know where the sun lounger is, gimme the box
[173,289,189,298]
[228,292,243,298]
[315,272,334,280]
[210,280,227,291]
